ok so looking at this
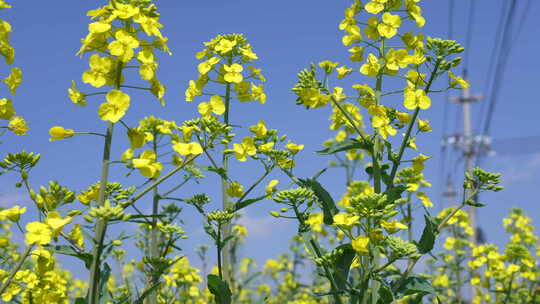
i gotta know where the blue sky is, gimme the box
[1,0,539,277]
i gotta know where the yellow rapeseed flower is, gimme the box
[233,137,256,162]
[198,95,225,118]
[82,54,116,88]
[0,98,15,120]
[333,212,359,229]
[68,80,86,105]
[265,179,279,196]
[249,120,267,138]
[98,89,131,123]
[404,87,431,110]
[412,153,430,172]
[173,141,204,156]
[381,219,408,234]
[0,205,26,221]
[377,13,401,38]
[223,63,243,83]
[25,221,52,245]
[364,0,387,14]
[227,181,244,198]
[8,116,28,135]
[49,126,75,141]
[132,150,163,178]
[417,192,433,207]
[360,53,381,77]
[286,141,304,154]
[352,235,370,254]
[3,67,22,95]
[108,30,140,62]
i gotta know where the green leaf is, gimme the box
[385,185,407,203]
[99,263,112,300]
[377,282,395,304]
[134,282,162,304]
[332,243,356,289]
[207,274,232,304]
[299,178,338,225]
[74,298,88,304]
[316,138,371,155]
[395,275,436,296]
[45,245,93,269]
[234,196,265,212]
[465,200,486,207]
[416,214,438,254]
[203,166,228,180]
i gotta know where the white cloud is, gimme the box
[499,152,540,185]
[237,211,293,239]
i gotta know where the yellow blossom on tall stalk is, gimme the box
[98,89,130,123]
[0,205,26,222]
[0,3,25,138]
[49,126,75,141]
[173,141,204,156]
[198,95,225,118]
[284,1,479,303]
[233,136,257,162]
[132,150,163,178]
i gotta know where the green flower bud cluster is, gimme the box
[34,181,75,211]
[273,188,314,204]
[314,244,353,268]
[201,117,231,135]
[264,149,292,161]
[185,194,211,214]
[465,167,502,191]
[394,167,424,186]
[385,236,417,259]
[204,33,248,56]
[0,150,40,172]
[437,57,463,71]
[504,243,530,261]
[206,210,234,224]
[88,199,128,221]
[426,37,464,57]
[348,193,398,219]
[292,63,329,103]
[158,223,185,236]
[183,164,204,179]
[105,182,136,203]
[143,256,174,278]
[112,248,126,261]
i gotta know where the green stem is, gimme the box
[366,37,387,304]
[217,222,223,280]
[120,85,151,90]
[291,203,343,304]
[221,54,234,285]
[388,59,442,185]
[502,268,516,303]
[309,238,344,304]
[87,121,114,304]
[87,41,126,303]
[391,189,478,294]
[147,138,160,304]
[330,97,366,141]
[124,155,198,209]
[0,244,34,296]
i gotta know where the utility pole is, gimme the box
[450,72,482,303]
[451,73,482,245]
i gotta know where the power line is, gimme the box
[475,0,509,134]
[438,0,455,206]
[480,0,518,137]
[462,0,476,77]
